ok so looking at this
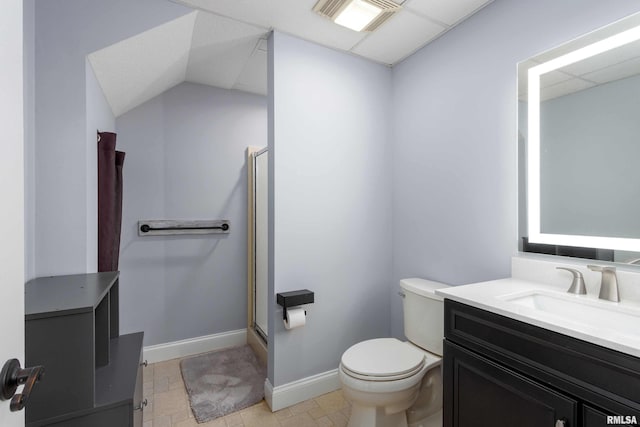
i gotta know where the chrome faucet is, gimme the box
[587,265,620,302]
[556,267,587,295]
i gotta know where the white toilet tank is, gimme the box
[400,278,450,356]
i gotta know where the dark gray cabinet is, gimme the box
[445,341,577,426]
[443,299,640,427]
[25,272,144,427]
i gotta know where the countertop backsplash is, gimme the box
[512,254,640,306]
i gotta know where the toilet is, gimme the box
[339,278,449,427]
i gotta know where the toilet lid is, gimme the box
[341,338,425,380]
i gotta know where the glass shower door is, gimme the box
[254,150,268,339]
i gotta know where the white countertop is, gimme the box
[436,278,640,358]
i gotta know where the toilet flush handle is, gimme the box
[398,291,405,298]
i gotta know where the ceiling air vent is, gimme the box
[313,0,401,32]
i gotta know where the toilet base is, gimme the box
[408,408,442,427]
[348,404,408,427]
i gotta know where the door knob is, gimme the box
[1,359,44,412]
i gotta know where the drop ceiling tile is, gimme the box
[557,39,640,78]
[582,56,640,85]
[88,12,197,117]
[178,0,366,52]
[186,11,267,88]
[527,69,584,102]
[351,10,445,65]
[540,70,573,88]
[541,78,595,102]
[271,0,367,51]
[405,0,492,26]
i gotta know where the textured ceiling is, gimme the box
[89,0,493,117]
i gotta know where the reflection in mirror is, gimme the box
[518,12,640,264]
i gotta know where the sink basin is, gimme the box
[501,291,640,338]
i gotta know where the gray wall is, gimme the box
[30,0,190,278]
[540,74,640,238]
[268,31,393,386]
[116,82,267,345]
[27,0,640,383]
[389,0,640,338]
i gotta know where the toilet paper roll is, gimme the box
[284,308,306,330]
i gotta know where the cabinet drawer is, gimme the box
[46,406,129,427]
[444,300,640,412]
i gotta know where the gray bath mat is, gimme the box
[180,345,266,423]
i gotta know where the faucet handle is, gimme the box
[556,267,587,295]
[587,265,620,302]
[587,265,616,272]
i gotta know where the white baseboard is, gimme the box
[265,369,341,411]
[143,329,247,364]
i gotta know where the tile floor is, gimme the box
[143,357,351,427]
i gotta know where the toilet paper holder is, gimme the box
[276,290,314,319]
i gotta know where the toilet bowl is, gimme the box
[339,338,441,427]
[339,278,449,427]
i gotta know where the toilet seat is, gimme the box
[341,338,426,382]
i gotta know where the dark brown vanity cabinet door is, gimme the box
[444,341,577,427]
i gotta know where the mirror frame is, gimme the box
[526,20,640,252]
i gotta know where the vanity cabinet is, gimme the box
[443,300,640,427]
[25,272,145,427]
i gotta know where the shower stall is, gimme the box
[247,147,268,364]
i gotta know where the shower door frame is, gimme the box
[246,146,268,363]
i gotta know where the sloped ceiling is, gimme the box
[88,10,268,117]
[186,11,268,89]
[89,0,494,117]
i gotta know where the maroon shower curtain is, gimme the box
[98,132,125,272]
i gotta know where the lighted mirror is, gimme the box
[518,12,640,263]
